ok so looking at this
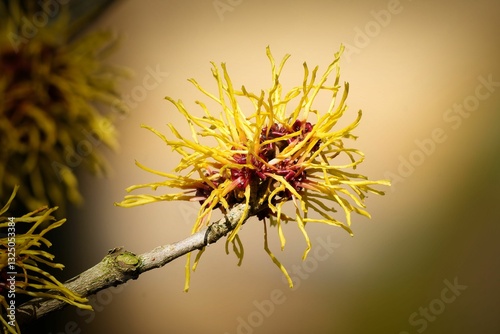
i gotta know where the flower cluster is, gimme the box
[117,45,389,290]
[0,2,130,214]
[1,186,91,334]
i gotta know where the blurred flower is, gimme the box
[0,2,130,213]
[1,186,91,334]
[116,45,390,290]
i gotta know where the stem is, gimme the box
[16,203,248,329]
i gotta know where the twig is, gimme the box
[16,203,248,329]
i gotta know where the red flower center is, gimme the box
[196,120,319,219]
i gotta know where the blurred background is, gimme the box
[6,0,499,333]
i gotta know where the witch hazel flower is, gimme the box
[116,45,390,290]
[1,186,91,334]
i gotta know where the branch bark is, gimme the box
[16,203,248,329]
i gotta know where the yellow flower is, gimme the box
[116,45,390,290]
[0,2,130,214]
[1,186,91,334]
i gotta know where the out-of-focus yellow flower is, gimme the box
[116,45,390,290]
[1,186,91,334]
[0,2,130,214]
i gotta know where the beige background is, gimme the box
[47,0,500,333]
